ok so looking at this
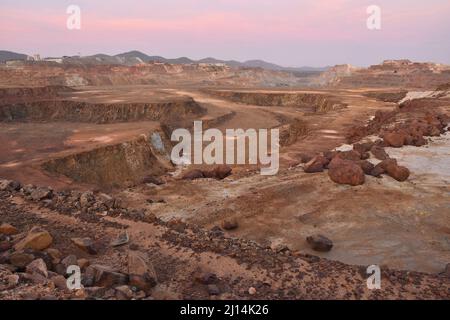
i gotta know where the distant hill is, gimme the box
[0,50,28,62]
[0,49,329,72]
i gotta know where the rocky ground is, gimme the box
[0,181,449,300]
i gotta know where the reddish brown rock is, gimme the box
[353,141,374,154]
[182,169,204,180]
[204,164,232,180]
[128,251,157,293]
[304,155,329,173]
[356,160,375,175]
[14,226,53,251]
[328,158,365,186]
[221,218,238,231]
[334,150,362,161]
[383,132,406,148]
[306,235,333,252]
[71,237,97,255]
[0,223,18,235]
[370,145,389,160]
[385,162,410,182]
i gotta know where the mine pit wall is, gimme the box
[207,91,347,112]
[0,98,205,124]
[42,131,173,189]
[0,85,75,101]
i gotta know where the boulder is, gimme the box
[128,251,157,293]
[306,234,333,252]
[353,141,374,154]
[26,258,48,278]
[61,254,78,269]
[9,251,35,269]
[71,237,97,255]
[304,155,329,173]
[30,187,52,201]
[221,218,238,231]
[0,223,18,235]
[141,175,164,185]
[334,150,362,161]
[182,169,204,180]
[383,132,406,148]
[356,160,375,175]
[89,264,128,288]
[79,191,94,208]
[385,162,410,182]
[370,145,388,160]
[203,165,232,180]
[14,227,53,251]
[328,158,365,186]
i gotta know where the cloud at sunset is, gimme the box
[1,0,449,66]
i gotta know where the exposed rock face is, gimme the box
[306,235,333,252]
[0,98,204,124]
[328,158,365,186]
[14,227,53,251]
[43,134,169,188]
[208,91,347,112]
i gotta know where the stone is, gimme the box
[90,264,128,288]
[303,155,328,173]
[115,285,134,300]
[385,162,410,182]
[306,234,333,252]
[80,191,94,208]
[248,287,257,295]
[128,251,157,293]
[182,169,204,180]
[0,223,18,235]
[8,252,33,269]
[51,275,68,291]
[96,193,115,208]
[77,258,90,270]
[205,165,232,180]
[30,187,52,201]
[383,132,406,148]
[5,274,20,287]
[328,158,365,186]
[207,284,220,296]
[356,160,375,175]
[353,141,374,154]
[110,232,129,247]
[45,248,62,264]
[195,272,217,285]
[26,258,48,278]
[221,218,238,231]
[334,150,362,161]
[14,227,53,251]
[0,179,11,191]
[71,237,97,254]
[370,145,388,160]
[141,175,164,185]
[61,254,78,269]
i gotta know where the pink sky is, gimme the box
[1,0,449,67]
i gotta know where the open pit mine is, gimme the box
[0,58,449,300]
